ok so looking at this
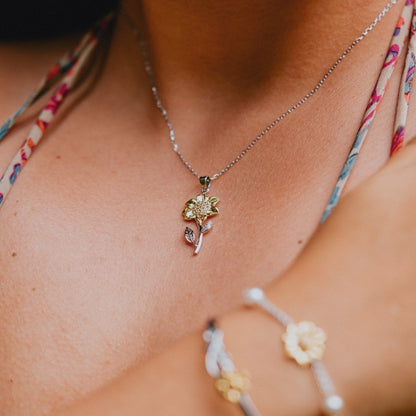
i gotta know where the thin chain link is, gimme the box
[124,1,397,182]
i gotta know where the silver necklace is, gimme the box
[124,1,397,254]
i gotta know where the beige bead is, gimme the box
[214,371,250,403]
[225,389,241,403]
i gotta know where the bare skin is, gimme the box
[0,0,414,414]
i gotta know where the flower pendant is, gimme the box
[182,176,219,255]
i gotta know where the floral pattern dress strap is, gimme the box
[321,0,416,222]
[0,14,113,207]
[0,20,104,142]
[391,4,416,154]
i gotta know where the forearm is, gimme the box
[57,285,322,416]
[56,259,407,416]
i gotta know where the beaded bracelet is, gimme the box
[244,288,344,415]
[204,291,344,415]
[203,321,262,416]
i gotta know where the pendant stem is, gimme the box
[194,223,204,255]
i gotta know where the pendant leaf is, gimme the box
[201,221,213,234]
[184,227,196,245]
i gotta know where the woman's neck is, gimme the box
[102,0,403,151]
[123,0,402,95]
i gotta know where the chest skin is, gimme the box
[0,31,414,415]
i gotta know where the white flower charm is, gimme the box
[282,321,327,366]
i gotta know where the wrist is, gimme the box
[218,306,323,416]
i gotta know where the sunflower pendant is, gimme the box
[182,177,219,255]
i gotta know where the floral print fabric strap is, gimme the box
[0,14,113,206]
[391,4,416,154]
[321,0,416,222]
[0,19,104,142]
